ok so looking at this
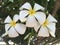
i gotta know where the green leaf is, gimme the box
[9,0,14,2]
[24,33,31,40]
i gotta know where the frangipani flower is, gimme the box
[19,2,45,32]
[38,14,57,37]
[4,15,26,38]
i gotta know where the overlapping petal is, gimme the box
[8,27,19,37]
[26,16,38,27]
[38,26,49,37]
[19,10,29,22]
[5,24,11,32]
[49,30,55,37]
[15,24,26,34]
[13,14,19,22]
[34,12,46,25]
[47,23,56,37]
[34,22,40,32]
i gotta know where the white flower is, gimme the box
[47,0,50,2]
[38,14,57,37]
[4,15,26,38]
[19,2,45,32]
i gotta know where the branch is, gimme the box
[52,0,60,16]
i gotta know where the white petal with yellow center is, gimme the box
[42,19,49,27]
[38,26,49,37]
[20,2,32,10]
[28,9,36,16]
[15,24,26,34]
[10,20,16,27]
[34,3,45,11]
[26,16,38,27]
[4,16,12,23]
[35,12,46,25]
[8,27,19,37]
[19,10,28,22]
[47,14,57,23]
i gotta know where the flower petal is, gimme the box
[4,16,12,23]
[19,10,28,22]
[26,16,38,27]
[47,14,57,23]
[34,3,45,11]
[47,23,56,37]
[49,31,55,37]
[5,24,11,32]
[19,2,32,10]
[13,14,19,22]
[34,22,40,32]
[8,27,19,37]
[38,26,49,37]
[15,24,26,34]
[35,12,46,25]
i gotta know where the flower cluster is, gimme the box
[2,2,57,38]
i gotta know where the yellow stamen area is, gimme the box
[10,21,16,27]
[28,9,36,16]
[42,20,48,27]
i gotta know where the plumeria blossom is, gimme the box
[19,2,45,32]
[38,14,57,37]
[3,15,26,38]
[47,0,50,2]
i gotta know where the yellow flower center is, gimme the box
[29,9,36,16]
[10,21,16,27]
[42,20,49,27]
